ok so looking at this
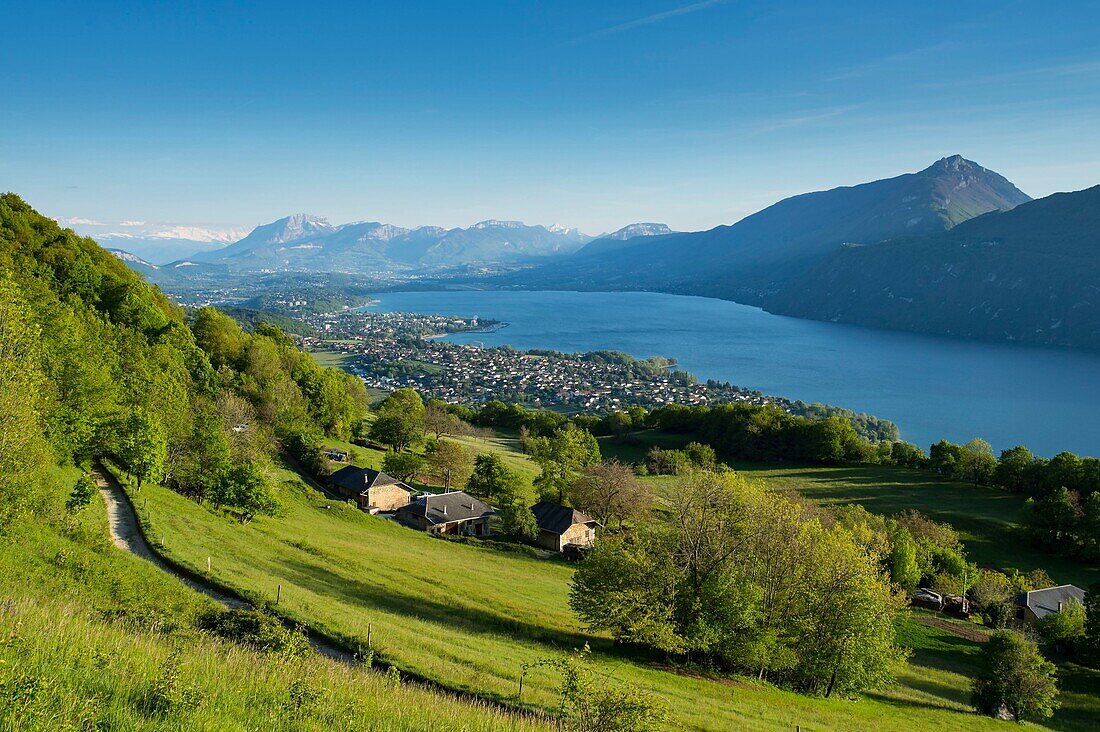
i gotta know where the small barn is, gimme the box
[529,502,598,552]
[396,491,495,537]
[1016,584,1086,623]
[330,466,412,513]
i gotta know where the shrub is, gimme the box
[65,474,98,513]
[1036,598,1086,656]
[197,607,311,658]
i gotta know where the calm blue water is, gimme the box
[367,290,1100,457]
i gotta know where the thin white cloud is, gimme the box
[56,216,104,226]
[573,0,730,44]
[119,220,145,227]
[824,42,958,83]
[752,104,862,134]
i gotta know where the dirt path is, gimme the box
[912,612,990,643]
[92,465,353,663]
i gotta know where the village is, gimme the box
[323,337,772,412]
[300,310,774,413]
[301,307,502,340]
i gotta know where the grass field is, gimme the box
[117,452,1098,731]
[309,350,352,370]
[1,468,552,731]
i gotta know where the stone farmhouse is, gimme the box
[396,491,495,536]
[530,501,598,552]
[330,466,412,513]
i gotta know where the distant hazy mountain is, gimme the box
[606,222,675,240]
[108,248,229,285]
[527,156,1030,301]
[764,186,1100,348]
[189,214,338,265]
[578,223,676,256]
[108,249,162,280]
[59,219,249,265]
[187,215,593,272]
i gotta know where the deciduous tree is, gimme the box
[382,451,423,483]
[569,460,651,529]
[425,439,472,490]
[466,453,523,502]
[118,407,168,488]
[530,424,600,504]
[972,630,1059,722]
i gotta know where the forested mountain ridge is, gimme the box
[518,156,1029,301]
[0,193,368,526]
[764,185,1100,349]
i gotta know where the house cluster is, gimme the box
[299,310,494,341]
[326,464,598,553]
[316,335,771,413]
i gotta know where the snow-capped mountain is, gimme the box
[60,218,251,264]
[185,215,595,272]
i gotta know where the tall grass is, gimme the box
[0,472,553,731]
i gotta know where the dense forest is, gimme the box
[0,193,368,526]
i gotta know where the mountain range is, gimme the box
[519,155,1031,301]
[764,185,1100,348]
[184,215,600,272]
[105,154,1100,350]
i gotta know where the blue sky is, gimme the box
[3,0,1100,236]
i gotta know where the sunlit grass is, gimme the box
[118,457,1078,730]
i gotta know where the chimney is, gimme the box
[442,504,447,516]
[1058,601,1063,613]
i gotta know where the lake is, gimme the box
[367,290,1100,456]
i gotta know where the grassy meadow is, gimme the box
[0,468,553,731]
[115,451,1097,731]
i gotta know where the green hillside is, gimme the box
[0,468,555,730]
[4,193,1097,730]
[116,460,1031,731]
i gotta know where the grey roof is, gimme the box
[1016,585,1085,619]
[530,501,597,536]
[397,491,494,525]
[330,466,410,496]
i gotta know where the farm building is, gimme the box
[330,466,411,513]
[1016,584,1086,623]
[396,491,495,537]
[529,502,598,552]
